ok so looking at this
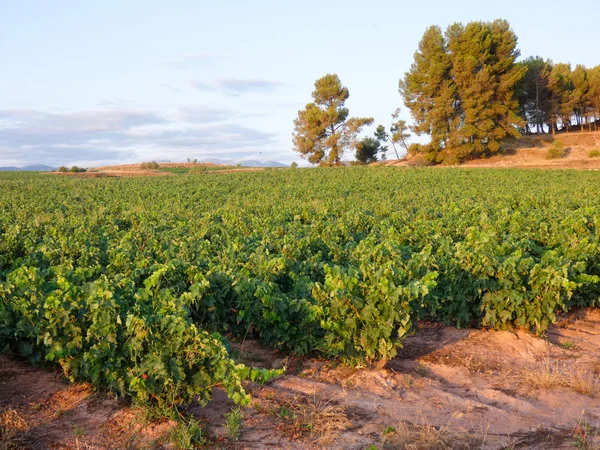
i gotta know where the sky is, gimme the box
[1,0,599,167]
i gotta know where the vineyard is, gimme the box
[1,167,600,409]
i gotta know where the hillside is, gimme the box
[386,131,600,169]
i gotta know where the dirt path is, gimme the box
[2,309,599,449]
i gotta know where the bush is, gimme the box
[546,140,567,159]
[589,149,600,158]
[58,166,68,173]
[290,162,298,169]
[140,161,160,170]
[69,166,87,173]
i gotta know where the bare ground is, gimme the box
[2,309,600,449]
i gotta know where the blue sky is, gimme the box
[1,0,599,167]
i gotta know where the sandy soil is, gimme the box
[2,309,599,449]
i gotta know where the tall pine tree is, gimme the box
[399,26,456,163]
[446,20,525,160]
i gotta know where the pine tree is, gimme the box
[293,74,373,165]
[571,64,591,130]
[374,108,411,160]
[548,63,574,133]
[588,65,600,130]
[516,56,552,134]
[355,137,382,163]
[399,26,456,163]
[446,20,525,160]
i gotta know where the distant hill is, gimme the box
[0,164,55,171]
[199,158,286,168]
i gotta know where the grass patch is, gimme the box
[382,420,488,450]
[522,361,600,397]
[267,395,351,445]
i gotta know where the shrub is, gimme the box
[589,149,600,158]
[140,161,160,170]
[546,140,567,159]
[290,162,298,169]
[58,166,68,173]
[69,166,87,173]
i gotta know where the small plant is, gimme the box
[384,425,397,435]
[73,424,85,437]
[414,364,429,377]
[572,420,600,450]
[546,140,567,159]
[277,406,295,420]
[589,149,600,158]
[560,340,575,350]
[290,161,298,169]
[225,407,243,441]
[170,418,205,450]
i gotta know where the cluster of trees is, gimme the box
[293,19,599,166]
[400,19,525,164]
[58,166,87,173]
[517,57,600,135]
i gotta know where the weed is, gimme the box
[169,418,205,450]
[572,420,600,450]
[224,407,243,441]
[560,340,576,350]
[384,425,397,435]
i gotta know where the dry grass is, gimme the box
[522,360,600,397]
[269,395,351,445]
[383,419,489,450]
[0,408,29,450]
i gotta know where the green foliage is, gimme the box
[140,161,160,170]
[375,109,411,160]
[225,407,244,440]
[293,74,373,165]
[69,166,86,173]
[401,20,525,163]
[1,168,600,389]
[589,149,600,158]
[546,140,567,159]
[170,418,205,449]
[290,162,298,169]
[58,166,68,173]
[355,137,382,164]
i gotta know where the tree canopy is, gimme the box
[293,74,373,165]
[400,20,525,163]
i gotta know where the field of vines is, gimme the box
[1,168,599,407]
